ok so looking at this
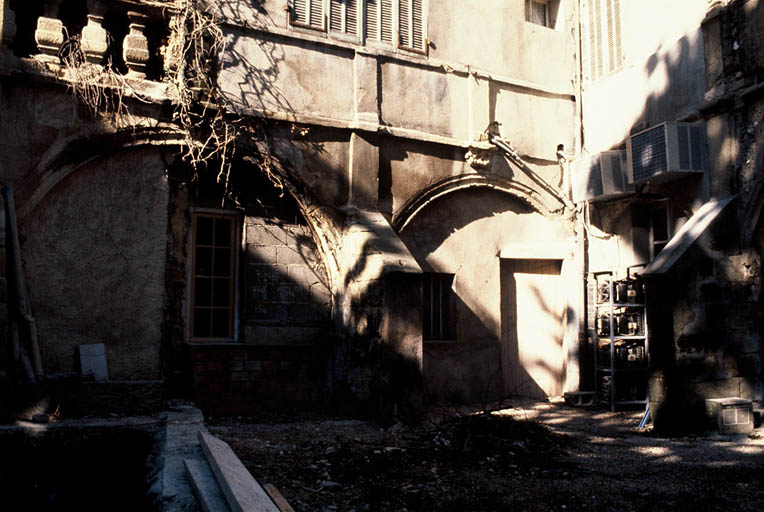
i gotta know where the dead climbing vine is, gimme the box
[60,32,132,124]
[59,0,284,203]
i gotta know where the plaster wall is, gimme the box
[21,147,168,380]
[400,188,574,402]
[211,0,576,89]
[581,0,708,153]
[214,0,578,163]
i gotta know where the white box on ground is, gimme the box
[79,343,109,382]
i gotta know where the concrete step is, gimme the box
[184,458,232,512]
[198,431,281,512]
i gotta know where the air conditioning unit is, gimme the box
[627,122,705,184]
[572,150,633,203]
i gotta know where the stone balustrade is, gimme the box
[1,0,173,81]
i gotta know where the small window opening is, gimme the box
[423,273,456,341]
[649,204,670,259]
[526,0,549,27]
[9,0,45,57]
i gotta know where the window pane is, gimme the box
[195,247,213,275]
[215,218,232,247]
[196,217,214,246]
[195,277,212,307]
[214,248,231,276]
[193,308,211,338]
[213,278,231,307]
[212,309,231,338]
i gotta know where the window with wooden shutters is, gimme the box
[290,0,325,30]
[330,0,359,37]
[397,0,425,52]
[583,0,624,81]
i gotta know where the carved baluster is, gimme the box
[1,0,17,51]
[123,11,149,78]
[81,10,108,64]
[35,1,63,61]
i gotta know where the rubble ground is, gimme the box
[208,400,764,512]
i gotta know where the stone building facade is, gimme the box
[0,0,761,429]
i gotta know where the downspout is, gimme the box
[576,0,590,391]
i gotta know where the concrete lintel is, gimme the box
[499,240,575,260]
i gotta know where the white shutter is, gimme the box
[292,0,308,25]
[380,0,393,44]
[585,0,623,81]
[330,0,358,35]
[411,0,424,50]
[365,0,379,40]
[292,0,324,29]
[398,0,424,51]
[309,0,324,28]
[399,0,410,48]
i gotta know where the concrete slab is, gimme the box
[199,431,280,512]
[185,459,232,512]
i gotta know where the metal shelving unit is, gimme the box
[593,269,649,412]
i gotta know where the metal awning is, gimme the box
[642,196,735,276]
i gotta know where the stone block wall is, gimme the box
[243,216,331,345]
[189,344,327,416]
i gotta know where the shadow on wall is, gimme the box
[613,3,764,433]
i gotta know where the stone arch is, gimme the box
[392,173,562,232]
[17,125,186,221]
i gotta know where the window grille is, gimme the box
[423,273,456,341]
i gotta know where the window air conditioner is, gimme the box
[572,150,633,203]
[627,122,705,184]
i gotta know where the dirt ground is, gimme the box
[208,400,764,512]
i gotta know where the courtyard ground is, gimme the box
[208,399,764,512]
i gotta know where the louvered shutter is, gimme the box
[330,0,358,35]
[380,0,393,43]
[584,0,623,81]
[397,0,424,51]
[399,0,410,48]
[292,0,325,29]
[411,0,423,50]
[365,0,379,40]
[310,0,323,28]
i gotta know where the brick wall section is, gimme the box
[189,344,327,416]
[244,217,331,344]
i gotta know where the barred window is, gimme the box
[423,273,456,341]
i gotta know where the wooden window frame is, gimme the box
[526,0,550,28]
[187,209,241,343]
[649,201,671,261]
